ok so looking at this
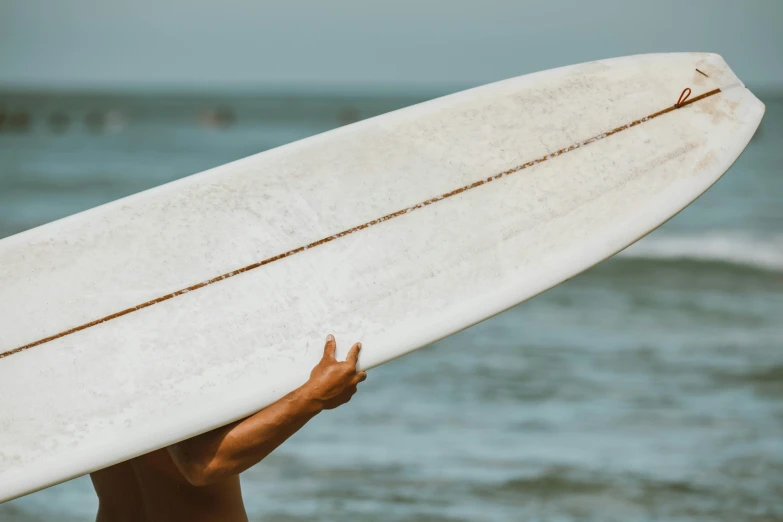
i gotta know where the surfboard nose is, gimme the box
[691,53,765,127]
[695,53,743,89]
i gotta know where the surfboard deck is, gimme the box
[0,53,765,502]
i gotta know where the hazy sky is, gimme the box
[1,0,781,91]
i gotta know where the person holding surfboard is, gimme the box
[90,334,366,522]
[0,54,766,508]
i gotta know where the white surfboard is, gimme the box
[0,53,765,502]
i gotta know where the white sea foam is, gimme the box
[619,233,783,272]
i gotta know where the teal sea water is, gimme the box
[0,91,781,521]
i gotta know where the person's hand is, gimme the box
[305,334,367,410]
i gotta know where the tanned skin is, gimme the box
[90,335,366,522]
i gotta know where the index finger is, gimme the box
[345,342,362,367]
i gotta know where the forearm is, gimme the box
[168,382,323,485]
[168,334,365,486]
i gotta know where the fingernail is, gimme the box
[357,342,362,349]
[327,334,334,342]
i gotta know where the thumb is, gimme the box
[345,342,361,367]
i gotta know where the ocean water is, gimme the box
[0,91,781,521]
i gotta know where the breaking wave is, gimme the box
[619,233,783,272]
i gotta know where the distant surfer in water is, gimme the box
[90,334,366,522]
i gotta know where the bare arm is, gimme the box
[167,334,366,486]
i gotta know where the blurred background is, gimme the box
[1,1,781,520]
